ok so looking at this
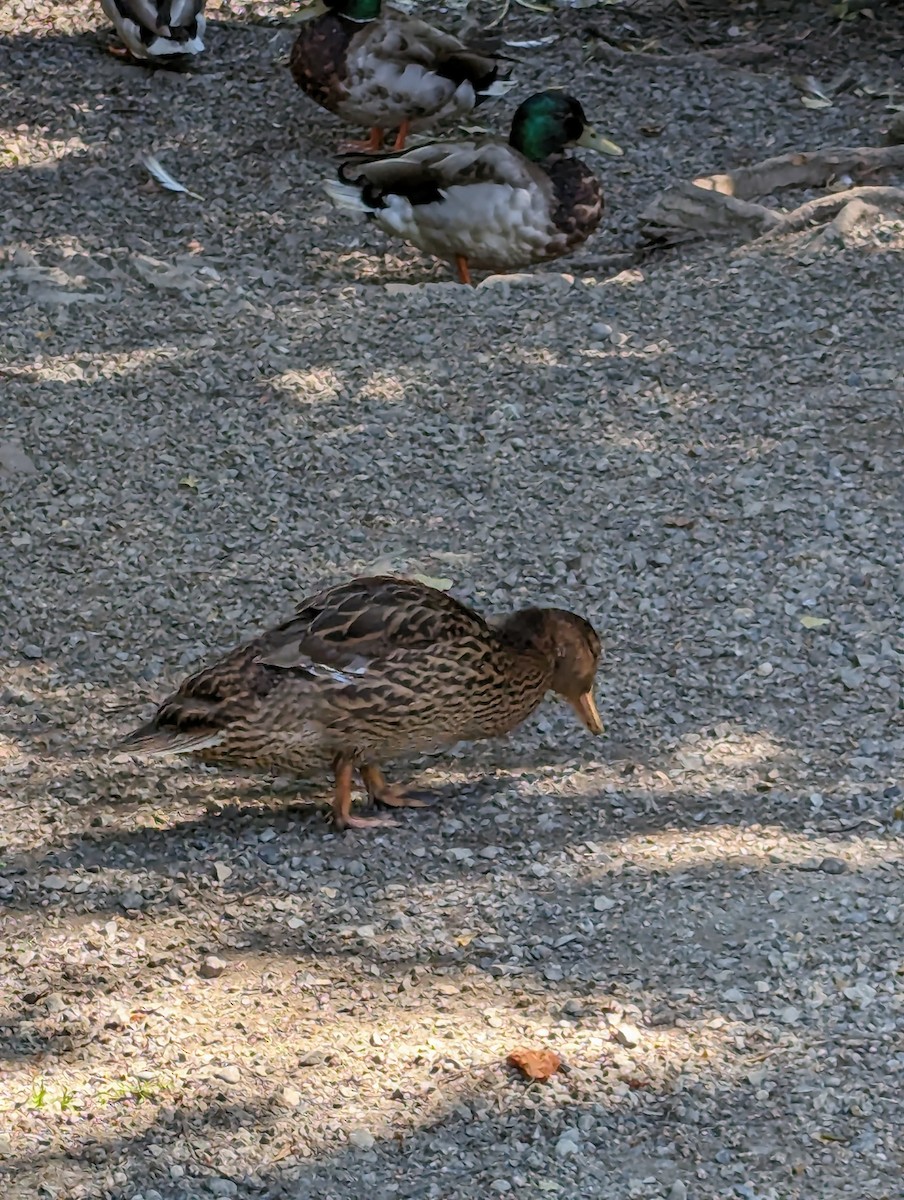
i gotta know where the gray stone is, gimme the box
[555,1131,580,1158]
[0,441,36,476]
[206,1180,237,1198]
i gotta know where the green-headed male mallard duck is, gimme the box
[119,576,603,830]
[289,0,512,153]
[100,0,206,61]
[324,90,623,284]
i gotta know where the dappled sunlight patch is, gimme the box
[274,366,343,404]
[4,346,188,384]
[359,368,410,403]
[0,933,757,1170]
[0,135,93,171]
[666,724,786,773]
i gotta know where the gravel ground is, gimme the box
[2,2,903,1198]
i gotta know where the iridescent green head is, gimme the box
[320,0,382,20]
[509,91,623,163]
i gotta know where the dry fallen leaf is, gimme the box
[664,514,695,528]
[800,615,830,629]
[507,1048,562,1082]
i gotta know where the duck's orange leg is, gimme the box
[338,127,384,154]
[360,764,436,809]
[392,118,411,152]
[455,255,473,286]
[332,755,397,830]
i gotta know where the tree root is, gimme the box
[750,186,904,244]
[639,145,904,245]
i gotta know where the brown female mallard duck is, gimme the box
[289,0,511,153]
[119,576,602,830]
[325,90,623,284]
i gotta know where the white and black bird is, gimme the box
[324,91,623,285]
[100,0,206,63]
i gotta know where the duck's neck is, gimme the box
[494,608,559,665]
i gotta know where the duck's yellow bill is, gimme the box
[571,691,604,735]
[576,128,624,156]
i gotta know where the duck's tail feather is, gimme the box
[323,179,373,215]
[115,723,226,757]
[477,78,516,100]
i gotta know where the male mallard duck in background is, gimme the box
[324,91,623,284]
[118,576,603,830]
[289,0,512,153]
[100,0,206,62]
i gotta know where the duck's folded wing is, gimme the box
[371,13,463,60]
[255,576,488,670]
[168,0,204,24]
[341,142,539,199]
[113,0,203,33]
[371,12,496,74]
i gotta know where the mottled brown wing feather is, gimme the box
[255,576,489,671]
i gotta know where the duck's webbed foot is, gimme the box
[331,755,398,830]
[360,764,437,810]
[338,127,384,154]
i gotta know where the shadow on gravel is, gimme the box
[1,1019,898,1199]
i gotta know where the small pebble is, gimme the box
[613,1022,642,1048]
[206,1181,237,1199]
[819,856,848,874]
[555,1131,579,1158]
[199,955,228,978]
[349,1127,375,1151]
